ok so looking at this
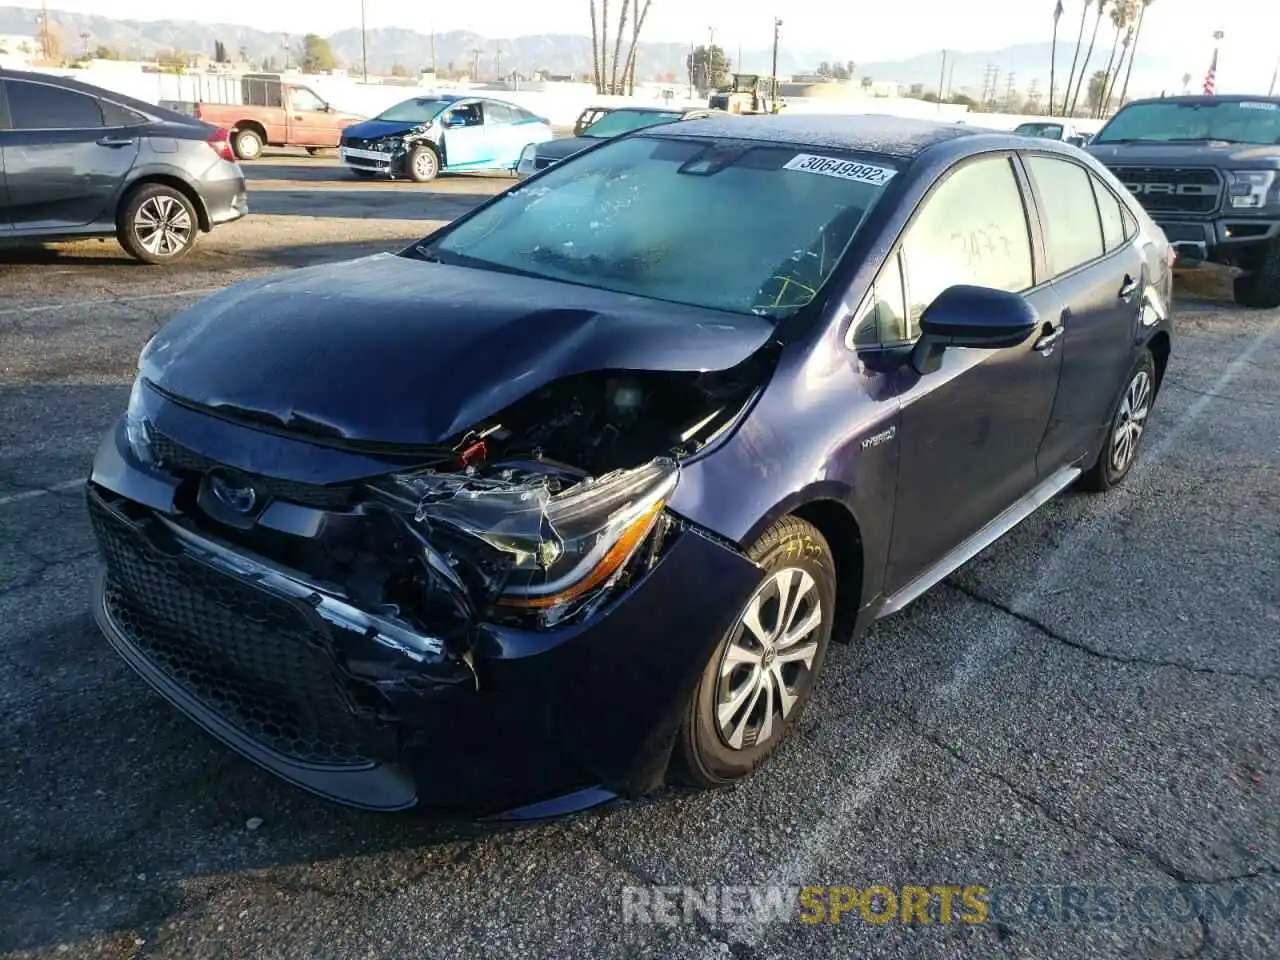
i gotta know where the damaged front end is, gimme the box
[89,352,773,814]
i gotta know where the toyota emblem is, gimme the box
[208,471,258,514]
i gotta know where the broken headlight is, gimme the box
[125,339,157,465]
[392,458,679,625]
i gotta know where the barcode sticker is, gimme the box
[783,154,897,186]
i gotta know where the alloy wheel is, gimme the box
[714,567,823,751]
[133,195,193,259]
[1110,369,1152,474]
[414,151,437,180]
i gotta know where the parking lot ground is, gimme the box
[1,167,1277,959]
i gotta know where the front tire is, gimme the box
[673,516,836,788]
[406,144,440,183]
[232,128,263,161]
[1079,350,1157,492]
[1232,238,1280,309]
[117,184,199,265]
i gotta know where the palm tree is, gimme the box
[589,2,603,93]
[599,0,610,93]
[1102,24,1135,115]
[1061,0,1092,116]
[1068,0,1108,116]
[610,0,631,93]
[1117,0,1153,107]
[1050,1,1064,115]
[621,0,653,95]
[1097,0,1136,117]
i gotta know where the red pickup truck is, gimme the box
[164,74,365,160]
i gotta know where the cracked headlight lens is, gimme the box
[393,458,679,621]
[124,375,154,465]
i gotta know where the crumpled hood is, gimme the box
[341,118,432,141]
[141,253,775,447]
[1088,141,1280,168]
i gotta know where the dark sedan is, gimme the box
[87,115,1172,818]
[515,105,722,178]
[0,69,247,263]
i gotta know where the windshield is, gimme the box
[1095,100,1280,145]
[1014,123,1064,139]
[429,135,898,318]
[584,109,684,139]
[376,97,453,124]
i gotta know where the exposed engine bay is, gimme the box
[143,346,777,674]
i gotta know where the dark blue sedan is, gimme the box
[87,115,1173,818]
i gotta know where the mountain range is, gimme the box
[0,6,1195,97]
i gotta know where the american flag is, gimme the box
[1203,50,1218,95]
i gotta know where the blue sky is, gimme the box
[12,1,1280,92]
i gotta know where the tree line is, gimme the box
[1050,0,1155,118]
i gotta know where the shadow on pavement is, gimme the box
[245,188,497,221]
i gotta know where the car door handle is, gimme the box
[1033,324,1064,354]
[1118,275,1139,302]
[96,136,135,147]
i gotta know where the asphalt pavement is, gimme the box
[1,154,1277,960]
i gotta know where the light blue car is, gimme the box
[337,95,555,182]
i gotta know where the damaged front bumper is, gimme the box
[87,416,762,817]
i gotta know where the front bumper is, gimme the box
[339,145,401,176]
[1154,216,1280,265]
[86,419,760,817]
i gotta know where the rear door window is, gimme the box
[1025,155,1106,275]
[1091,174,1129,253]
[101,100,147,127]
[6,80,104,130]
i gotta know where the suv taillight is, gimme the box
[207,127,235,162]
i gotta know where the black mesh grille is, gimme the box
[149,431,356,510]
[90,493,397,767]
[1109,166,1222,214]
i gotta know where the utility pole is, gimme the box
[282,33,291,71]
[494,42,502,82]
[688,40,695,98]
[360,0,368,81]
[430,28,437,74]
[771,17,782,95]
[471,48,481,82]
[36,0,49,62]
[937,49,947,110]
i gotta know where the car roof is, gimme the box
[0,67,203,124]
[647,113,1004,160]
[1120,94,1280,108]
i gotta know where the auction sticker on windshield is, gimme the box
[784,154,897,185]
[1239,102,1279,111]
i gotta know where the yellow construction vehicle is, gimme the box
[708,74,783,115]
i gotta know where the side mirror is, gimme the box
[910,285,1039,375]
[323,103,333,113]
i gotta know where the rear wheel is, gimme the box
[117,184,199,265]
[673,516,836,787]
[1079,350,1156,492]
[232,128,263,161]
[1232,238,1280,309]
[406,144,440,183]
